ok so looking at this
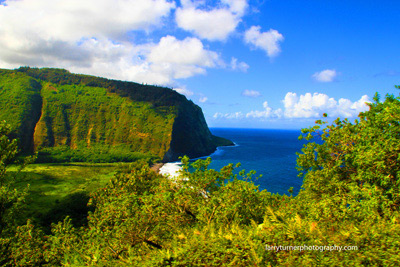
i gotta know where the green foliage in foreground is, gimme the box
[1,90,400,266]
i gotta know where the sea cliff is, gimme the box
[0,67,233,162]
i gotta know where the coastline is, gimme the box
[157,143,238,177]
[159,161,183,178]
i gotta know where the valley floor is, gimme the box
[6,163,129,229]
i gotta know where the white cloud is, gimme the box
[148,36,219,68]
[0,0,187,85]
[145,35,223,82]
[199,96,208,103]
[312,69,337,82]
[246,101,273,118]
[230,57,249,72]
[174,87,194,97]
[244,26,284,57]
[176,0,248,41]
[0,0,175,43]
[0,0,225,86]
[242,89,261,98]
[351,95,370,111]
[221,0,248,16]
[213,93,371,121]
[44,36,222,86]
[175,8,237,41]
[283,92,370,118]
[173,86,210,103]
[213,112,244,119]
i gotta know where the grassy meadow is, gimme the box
[5,163,128,231]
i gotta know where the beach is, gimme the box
[159,162,183,178]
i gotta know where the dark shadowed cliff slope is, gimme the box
[0,67,233,162]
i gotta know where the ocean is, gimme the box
[160,128,309,196]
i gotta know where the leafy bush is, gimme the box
[0,121,34,266]
[39,191,93,230]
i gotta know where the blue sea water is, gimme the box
[205,128,308,196]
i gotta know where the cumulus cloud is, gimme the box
[145,35,223,82]
[283,92,370,118]
[213,93,371,120]
[176,0,248,41]
[221,0,249,16]
[246,101,275,118]
[0,0,175,42]
[50,36,222,85]
[242,89,261,98]
[312,69,337,82]
[230,57,249,72]
[244,26,284,57]
[0,0,228,86]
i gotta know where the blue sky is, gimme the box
[0,0,399,129]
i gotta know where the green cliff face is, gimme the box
[0,67,233,162]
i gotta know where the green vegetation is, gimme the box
[1,67,231,163]
[0,121,34,264]
[36,142,157,163]
[1,89,399,266]
[6,163,124,230]
[34,80,176,160]
[0,68,177,161]
[0,70,42,151]
[212,134,236,147]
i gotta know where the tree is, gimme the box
[0,121,25,265]
[0,121,23,232]
[296,90,400,222]
[0,121,37,266]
